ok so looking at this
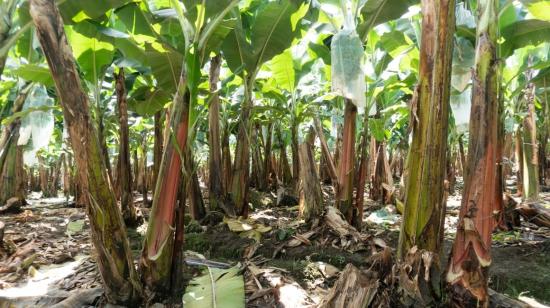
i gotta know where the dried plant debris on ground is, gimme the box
[0,188,549,307]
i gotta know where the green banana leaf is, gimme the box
[182,265,245,308]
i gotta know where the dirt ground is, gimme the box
[0,186,549,307]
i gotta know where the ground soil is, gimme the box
[0,186,549,307]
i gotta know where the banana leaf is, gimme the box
[182,265,245,308]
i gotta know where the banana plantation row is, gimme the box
[0,0,549,306]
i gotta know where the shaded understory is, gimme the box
[0,188,549,307]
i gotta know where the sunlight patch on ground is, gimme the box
[250,209,281,222]
[365,205,400,225]
[26,194,73,208]
[0,255,86,298]
[263,271,313,307]
[447,195,462,209]
[444,215,459,235]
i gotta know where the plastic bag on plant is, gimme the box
[18,86,55,165]
[331,25,366,109]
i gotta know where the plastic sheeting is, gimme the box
[331,27,366,109]
[17,86,55,166]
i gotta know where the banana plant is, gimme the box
[140,0,239,293]
[266,43,326,186]
[221,0,309,217]
[0,0,32,77]
[395,0,456,305]
[501,43,550,201]
[447,0,499,304]
[313,0,418,223]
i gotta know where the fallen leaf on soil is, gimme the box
[66,220,85,236]
[224,217,272,242]
[313,262,340,279]
[320,264,379,308]
[287,230,316,247]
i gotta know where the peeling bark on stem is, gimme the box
[355,111,369,228]
[171,176,186,295]
[0,87,28,204]
[336,99,357,223]
[291,121,300,191]
[153,111,163,198]
[298,133,324,222]
[314,117,337,185]
[115,68,139,226]
[277,126,292,185]
[522,81,539,202]
[222,122,232,195]
[458,135,467,178]
[231,89,252,217]
[0,85,30,173]
[397,1,455,303]
[185,148,206,220]
[208,55,224,211]
[29,0,142,304]
[399,0,455,256]
[263,123,274,190]
[0,126,25,205]
[141,76,189,293]
[447,0,499,305]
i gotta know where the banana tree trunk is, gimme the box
[522,82,539,201]
[49,155,62,197]
[97,107,113,185]
[314,116,337,185]
[544,78,550,186]
[371,142,392,203]
[252,123,266,190]
[336,99,357,223]
[231,91,252,217]
[277,126,292,185]
[503,132,513,180]
[62,153,70,198]
[0,126,25,205]
[495,67,506,229]
[222,121,232,196]
[515,130,524,196]
[298,135,324,222]
[170,176,186,295]
[115,67,139,226]
[447,152,456,195]
[541,82,550,186]
[134,149,141,191]
[185,148,206,220]
[398,0,455,260]
[447,0,499,305]
[208,55,224,211]
[18,150,26,197]
[264,123,274,190]
[29,0,142,304]
[29,168,36,192]
[0,85,30,173]
[153,111,163,195]
[355,111,369,228]
[140,135,148,206]
[38,155,50,197]
[458,135,467,177]
[291,121,300,189]
[141,77,189,292]
[539,133,546,185]
[334,125,343,174]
